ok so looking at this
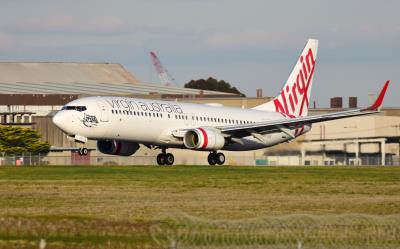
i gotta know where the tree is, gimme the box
[184,77,246,97]
[0,126,50,155]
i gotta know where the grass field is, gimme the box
[0,166,399,248]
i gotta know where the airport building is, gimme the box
[0,62,399,166]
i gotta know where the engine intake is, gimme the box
[183,128,225,150]
[97,140,140,156]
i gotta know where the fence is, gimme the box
[149,213,400,249]
[0,154,399,166]
[0,213,399,249]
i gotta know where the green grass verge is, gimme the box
[0,165,399,248]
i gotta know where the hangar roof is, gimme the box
[0,62,138,84]
[0,81,233,96]
[0,62,235,96]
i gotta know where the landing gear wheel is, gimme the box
[165,153,174,165]
[215,152,225,165]
[82,148,88,155]
[208,153,217,166]
[157,154,164,165]
[157,153,166,165]
[78,147,88,156]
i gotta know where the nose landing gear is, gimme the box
[208,152,225,165]
[78,147,88,156]
[157,148,174,166]
[71,134,89,156]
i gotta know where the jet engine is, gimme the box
[183,128,225,150]
[97,140,140,156]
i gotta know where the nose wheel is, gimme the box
[157,149,174,166]
[78,147,88,156]
[208,152,225,165]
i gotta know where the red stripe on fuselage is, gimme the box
[198,128,208,149]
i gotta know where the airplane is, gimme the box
[52,39,390,165]
[150,51,176,86]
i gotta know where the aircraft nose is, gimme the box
[52,111,66,129]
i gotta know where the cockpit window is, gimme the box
[61,106,87,112]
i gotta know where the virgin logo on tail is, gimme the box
[274,48,316,117]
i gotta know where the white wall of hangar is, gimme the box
[301,138,387,145]
[300,138,391,166]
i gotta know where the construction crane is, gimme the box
[150,51,176,86]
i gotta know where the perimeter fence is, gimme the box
[1,154,399,166]
[150,213,400,249]
[0,213,399,249]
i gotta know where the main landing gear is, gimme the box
[157,148,174,166]
[208,151,225,165]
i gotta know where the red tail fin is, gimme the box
[253,39,319,117]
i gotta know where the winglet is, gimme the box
[362,80,390,111]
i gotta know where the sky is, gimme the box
[0,0,399,107]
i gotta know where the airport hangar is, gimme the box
[0,61,399,166]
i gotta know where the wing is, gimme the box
[218,80,390,138]
[171,81,389,140]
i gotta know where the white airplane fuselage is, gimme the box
[53,96,310,151]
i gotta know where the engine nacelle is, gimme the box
[183,128,225,150]
[97,140,140,156]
